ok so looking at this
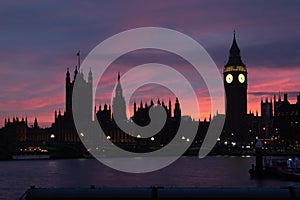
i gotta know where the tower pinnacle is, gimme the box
[225,31,245,67]
[115,72,122,97]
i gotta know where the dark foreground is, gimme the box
[22,186,300,200]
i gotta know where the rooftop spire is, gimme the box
[115,72,122,97]
[66,68,70,80]
[88,67,93,83]
[230,31,240,55]
[225,31,245,67]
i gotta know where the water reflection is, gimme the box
[1,156,300,199]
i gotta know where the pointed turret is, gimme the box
[174,97,181,120]
[150,99,154,106]
[140,100,143,109]
[157,98,161,105]
[112,72,127,121]
[162,99,165,107]
[115,72,123,97]
[88,67,93,83]
[66,68,70,83]
[225,31,245,68]
[34,117,38,128]
[74,66,78,80]
[134,101,137,115]
[168,98,172,118]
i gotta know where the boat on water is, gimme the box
[12,146,50,160]
[249,154,300,181]
[277,167,300,181]
[249,139,288,179]
[12,154,50,160]
[277,158,300,181]
[249,157,287,179]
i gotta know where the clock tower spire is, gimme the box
[225,31,245,68]
[223,32,248,145]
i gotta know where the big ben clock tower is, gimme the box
[223,32,248,144]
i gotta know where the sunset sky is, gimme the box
[1,0,300,127]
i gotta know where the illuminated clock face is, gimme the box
[226,74,233,83]
[238,74,245,83]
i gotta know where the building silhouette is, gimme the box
[273,93,300,142]
[94,73,203,148]
[222,32,248,144]
[0,117,53,158]
[1,34,300,157]
[54,66,93,142]
[261,98,273,137]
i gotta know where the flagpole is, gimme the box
[77,50,80,70]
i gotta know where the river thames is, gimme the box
[1,156,300,199]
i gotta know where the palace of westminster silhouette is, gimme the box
[1,33,300,156]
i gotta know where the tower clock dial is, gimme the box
[226,74,233,83]
[238,74,245,83]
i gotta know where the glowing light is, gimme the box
[106,136,111,140]
[151,137,155,141]
[50,133,55,139]
[137,134,141,138]
[80,132,85,137]
[231,142,236,147]
[264,141,267,145]
[181,136,185,140]
[224,66,247,72]
[224,141,228,145]
[186,138,190,142]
